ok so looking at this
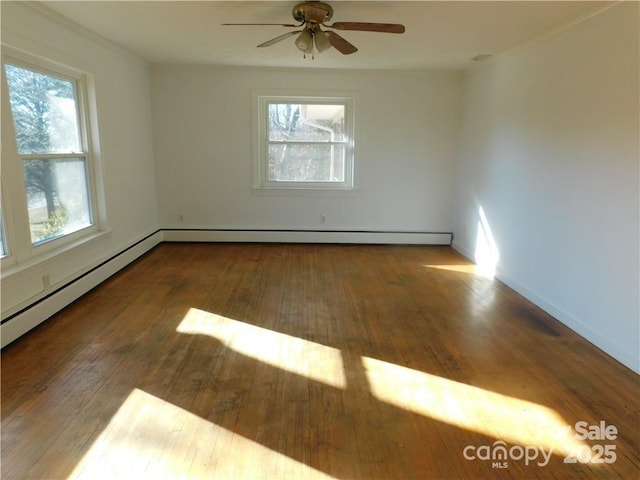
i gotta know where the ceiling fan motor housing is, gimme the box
[292,2,333,23]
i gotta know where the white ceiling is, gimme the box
[39,1,614,71]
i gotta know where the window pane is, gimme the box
[268,144,345,182]
[268,103,345,142]
[24,157,92,245]
[5,64,82,154]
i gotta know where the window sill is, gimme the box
[251,187,361,197]
[1,228,112,280]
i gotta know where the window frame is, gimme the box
[1,48,105,267]
[254,92,356,191]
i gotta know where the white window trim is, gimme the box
[1,47,107,268]
[253,91,357,192]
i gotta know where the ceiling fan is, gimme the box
[222,1,405,58]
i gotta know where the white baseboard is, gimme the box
[451,241,640,375]
[0,231,162,348]
[497,272,640,375]
[162,229,453,245]
[451,240,474,261]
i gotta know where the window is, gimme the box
[255,94,355,190]
[2,56,98,252]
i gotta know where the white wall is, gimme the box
[3,2,637,375]
[1,3,159,340]
[452,2,639,373]
[151,66,461,234]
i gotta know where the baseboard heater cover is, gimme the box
[0,231,162,348]
[162,229,452,245]
[1,229,450,348]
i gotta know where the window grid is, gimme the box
[2,51,100,265]
[256,95,355,190]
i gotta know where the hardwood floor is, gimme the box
[1,243,638,479]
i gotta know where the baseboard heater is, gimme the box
[162,228,453,245]
[1,228,451,348]
[0,231,163,348]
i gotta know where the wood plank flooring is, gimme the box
[1,243,638,479]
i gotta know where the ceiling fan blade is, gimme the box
[328,22,405,34]
[222,23,302,27]
[326,31,358,55]
[257,30,302,48]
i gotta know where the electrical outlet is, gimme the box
[179,213,184,223]
[43,273,51,289]
[321,215,327,224]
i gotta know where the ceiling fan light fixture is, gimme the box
[295,29,313,53]
[314,29,331,52]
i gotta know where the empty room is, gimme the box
[1,1,638,479]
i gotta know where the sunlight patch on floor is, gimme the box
[424,264,483,275]
[67,388,336,480]
[362,356,585,457]
[177,307,346,389]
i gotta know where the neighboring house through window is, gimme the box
[255,93,356,190]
